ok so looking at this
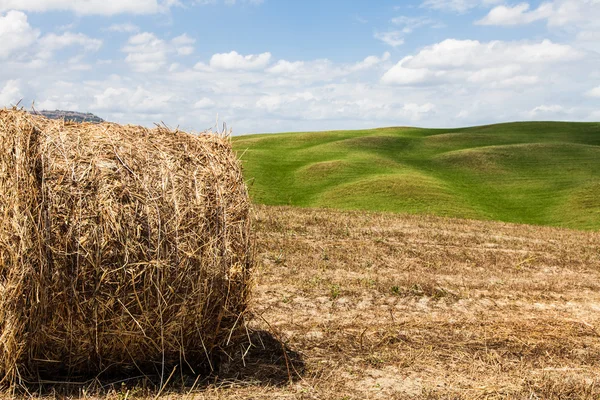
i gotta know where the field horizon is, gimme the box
[233,120,600,230]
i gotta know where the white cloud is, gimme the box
[351,52,391,71]
[354,15,368,24]
[391,16,441,33]
[0,11,39,59]
[267,60,304,75]
[194,97,215,108]
[256,92,315,112]
[478,2,553,25]
[405,39,581,69]
[0,79,22,105]
[171,34,195,56]
[123,32,168,72]
[382,58,438,85]
[588,110,600,120]
[0,0,165,15]
[265,53,390,84]
[225,0,264,4]
[1,5,596,135]
[492,75,539,88]
[586,85,600,97]
[39,32,102,54]
[421,0,501,13]
[195,0,264,5]
[531,104,565,113]
[374,31,405,47]
[545,0,600,27]
[464,64,539,88]
[478,0,600,28]
[266,59,335,80]
[403,102,436,117]
[106,23,140,33]
[577,30,600,43]
[210,51,272,70]
[466,64,522,83]
[122,32,198,72]
[527,104,575,119]
[457,109,470,119]
[66,55,92,71]
[265,59,342,83]
[94,85,172,113]
[17,44,594,134]
[382,39,581,87]
[264,58,333,82]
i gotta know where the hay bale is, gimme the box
[0,108,253,386]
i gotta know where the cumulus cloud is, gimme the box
[0,80,22,105]
[210,51,272,70]
[197,0,264,4]
[265,53,391,84]
[391,16,441,33]
[194,97,215,109]
[266,60,304,75]
[106,23,140,33]
[374,31,405,47]
[477,0,600,28]
[0,0,164,15]
[0,11,103,67]
[122,32,195,72]
[0,0,265,15]
[94,85,172,113]
[1,1,597,135]
[351,52,391,71]
[256,92,315,113]
[251,85,436,124]
[123,32,168,72]
[382,58,438,85]
[0,11,39,59]
[403,102,436,118]
[420,0,501,13]
[382,39,581,87]
[405,39,581,69]
[527,104,574,119]
[39,32,102,55]
[266,59,336,81]
[171,34,195,56]
[478,2,554,25]
[586,85,600,97]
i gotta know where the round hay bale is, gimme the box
[0,108,253,386]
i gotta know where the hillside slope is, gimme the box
[233,122,600,230]
[32,110,104,123]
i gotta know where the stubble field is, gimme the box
[74,204,599,400]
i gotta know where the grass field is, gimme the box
[34,205,600,399]
[233,122,600,230]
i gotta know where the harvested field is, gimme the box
[39,205,600,399]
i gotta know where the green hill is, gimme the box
[232,122,600,230]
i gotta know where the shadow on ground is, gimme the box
[21,329,305,397]
[216,329,305,385]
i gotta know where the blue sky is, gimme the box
[0,0,599,133]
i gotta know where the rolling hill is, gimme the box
[232,122,600,230]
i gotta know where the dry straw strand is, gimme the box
[0,108,253,388]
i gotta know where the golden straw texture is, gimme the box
[0,108,253,387]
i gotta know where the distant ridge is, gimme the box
[233,121,600,230]
[32,110,104,124]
